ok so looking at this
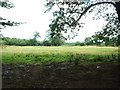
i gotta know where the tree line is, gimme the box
[1,30,118,46]
[1,37,65,46]
[0,31,66,46]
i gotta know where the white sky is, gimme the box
[0,0,114,42]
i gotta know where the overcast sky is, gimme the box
[0,0,114,42]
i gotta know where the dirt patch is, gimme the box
[2,62,120,88]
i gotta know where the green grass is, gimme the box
[1,46,119,65]
[2,46,118,55]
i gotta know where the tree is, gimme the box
[33,31,41,40]
[75,41,85,46]
[0,0,21,30]
[45,1,120,44]
[3,37,18,45]
[2,37,40,46]
[84,37,93,45]
[90,12,119,46]
[42,40,51,46]
[91,31,118,46]
[45,29,66,46]
[91,34,103,46]
[32,31,41,45]
[84,28,118,46]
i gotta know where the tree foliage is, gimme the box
[33,31,41,40]
[45,0,120,44]
[0,0,21,30]
[90,13,119,46]
[84,37,93,45]
[84,30,118,46]
[0,0,15,9]
[45,29,66,46]
[2,32,41,46]
[74,41,85,46]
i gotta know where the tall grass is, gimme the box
[2,46,118,65]
[2,46,118,55]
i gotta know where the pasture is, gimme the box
[2,46,118,64]
[2,46,119,88]
[2,45,118,54]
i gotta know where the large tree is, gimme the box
[45,0,120,44]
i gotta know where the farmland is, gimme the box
[2,46,120,88]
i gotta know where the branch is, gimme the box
[74,2,116,24]
[0,1,15,9]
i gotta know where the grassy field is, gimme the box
[2,46,118,65]
[2,46,119,88]
[2,45,118,54]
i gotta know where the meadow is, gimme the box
[2,46,119,88]
[2,46,118,65]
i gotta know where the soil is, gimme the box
[2,62,120,88]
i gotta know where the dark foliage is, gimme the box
[45,0,120,45]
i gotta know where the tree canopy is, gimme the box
[45,0,120,43]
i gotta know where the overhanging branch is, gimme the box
[74,2,116,24]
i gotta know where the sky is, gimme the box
[0,0,114,42]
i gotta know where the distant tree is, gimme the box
[42,40,51,46]
[3,37,17,45]
[33,31,41,40]
[75,41,85,46]
[28,39,37,46]
[91,34,103,46]
[23,31,41,46]
[75,41,80,46]
[18,39,26,46]
[80,42,85,46]
[45,29,66,46]
[64,42,76,46]
[84,37,93,45]
[3,37,32,46]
